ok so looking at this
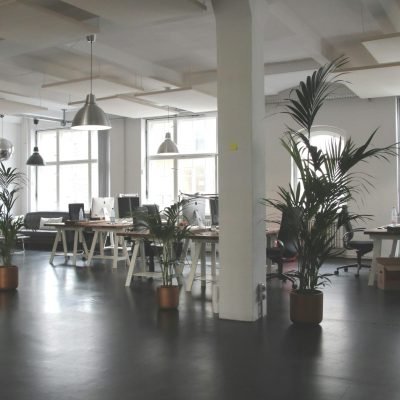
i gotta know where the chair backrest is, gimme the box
[132,204,159,230]
[338,205,354,246]
[68,203,85,221]
[277,208,299,258]
[209,197,219,226]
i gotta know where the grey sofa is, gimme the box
[21,211,71,251]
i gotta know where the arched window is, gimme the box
[292,125,346,186]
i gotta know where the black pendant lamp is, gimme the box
[26,119,45,166]
[71,34,111,131]
[0,114,14,161]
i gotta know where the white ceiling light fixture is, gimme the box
[157,107,178,154]
[71,34,111,131]
[26,119,45,166]
[0,115,13,162]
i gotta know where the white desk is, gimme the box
[46,222,89,266]
[120,228,279,313]
[83,221,131,269]
[0,234,30,255]
[364,228,400,286]
[184,230,219,312]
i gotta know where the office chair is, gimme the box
[334,206,373,277]
[132,204,160,273]
[266,208,299,287]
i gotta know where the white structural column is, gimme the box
[212,0,266,321]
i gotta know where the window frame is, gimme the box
[145,114,218,206]
[30,128,99,211]
[291,125,346,187]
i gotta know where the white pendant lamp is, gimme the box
[157,132,179,153]
[26,119,45,166]
[157,107,178,154]
[71,34,111,131]
[0,115,13,162]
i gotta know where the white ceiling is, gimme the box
[0,0,398,121]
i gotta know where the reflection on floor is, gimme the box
[0,252,399,400]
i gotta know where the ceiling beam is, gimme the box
[59,40,184,88]
[363,0,400,33]
[267,1,330,65]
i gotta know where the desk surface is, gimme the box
[118,227,279,240]
[364,227,400,236]
[46,221,132,229]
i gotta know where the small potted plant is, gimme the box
[135,199,191,309]
[0,163,25,290]
[263,57,397,324]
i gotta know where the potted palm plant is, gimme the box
[0,163,25,290]
[263,57,397,324]
[135,199,191,309]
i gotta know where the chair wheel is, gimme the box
[292,283,297,289]
[334,270,339,275]
[344,267,348,272]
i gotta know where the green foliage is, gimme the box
[0,163,25,266]
[134,199,191,286]
[263,56,397,293]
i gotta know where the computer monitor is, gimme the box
[182,197,206,227]
[91,197,115,220]
[209,197,219,226]
[117,195,140,218]
[68,203,85,221]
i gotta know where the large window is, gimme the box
[146,116,218,209]
[292,126,345,186]
[30,129,99,211]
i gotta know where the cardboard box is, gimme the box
[377,257,400,290]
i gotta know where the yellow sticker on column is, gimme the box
[229,143,238,151]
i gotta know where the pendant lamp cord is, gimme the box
[90,37,93,95]
[34,119,39,147]
[1,115,3,138]
[87,34,95,96]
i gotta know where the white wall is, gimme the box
[265,95,397,251]
[109,117,142,200]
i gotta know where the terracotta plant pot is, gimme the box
[0,266,18,290]
[290,290,323,325]
[157,285,179,309]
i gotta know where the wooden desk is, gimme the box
[120,228,279,314]
[119,230,158,285]
[364,227,400,286]
[46,222,89,266]
[78,221,132,269]
[185,229,278,313]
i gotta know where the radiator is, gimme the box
[331,224,344,249]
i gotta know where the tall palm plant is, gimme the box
[263,57,397,293]
[0,163,25,266]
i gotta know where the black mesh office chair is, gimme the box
[133,204,160,272]
[334,206,373,277]
[267,208,299,286]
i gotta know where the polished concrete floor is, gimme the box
[0,251,400,400]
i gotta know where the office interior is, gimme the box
[0,1,400,398]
